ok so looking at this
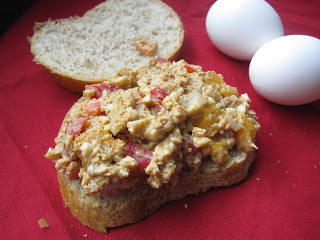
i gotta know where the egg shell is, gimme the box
[206,0,284,61]
[249,35,320,106]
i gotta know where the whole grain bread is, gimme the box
[47,58,260,233]
[53,96,256,232]
[29,0,184,93]
[58,149,255,233]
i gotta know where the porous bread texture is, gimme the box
[57,150,255,233]
[29,0,184,93]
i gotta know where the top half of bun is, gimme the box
[29,0,184,93]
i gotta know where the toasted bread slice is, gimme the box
[45,59,260,233]
[57,150,255,233]
[29,0,184,93]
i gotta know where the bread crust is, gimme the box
[29,0,184,94]
[57,150,255,233]
[49,71,107,95]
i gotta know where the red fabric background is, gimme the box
[1,0,320,239]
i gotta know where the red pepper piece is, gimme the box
[85,82,118,98]
[184,64,198,73]
[123,140,153,170]
[156,57,172,64]
[65,117,88,139]
[149,87,168,111]
[84,101,103,116]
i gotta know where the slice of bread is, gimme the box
[58,150,255,233]
[45,58,260,233]
[29,0,184,93]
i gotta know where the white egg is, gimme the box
[206,0,284,61]
[249,35,320,106]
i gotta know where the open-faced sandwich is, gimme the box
[45,58,260,232]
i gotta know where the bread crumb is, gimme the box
[38,218,49,228]
[277,160,280,164]
[184,203,188,209]
[269,133,272,136]
[83,234,88,237]
[256,178,260,181]
[25,146,28,148]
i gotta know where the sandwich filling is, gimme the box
[45,58,260,196]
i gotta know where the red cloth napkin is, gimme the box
[1,0,319,239]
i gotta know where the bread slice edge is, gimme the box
[57,149,255,233]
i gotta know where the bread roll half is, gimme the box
[29,0,184,93]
